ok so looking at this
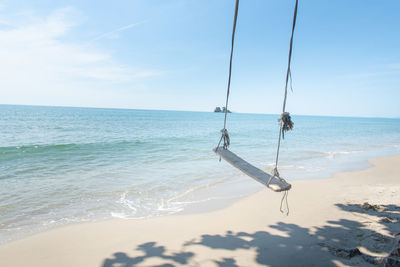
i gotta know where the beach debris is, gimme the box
[321,245,400,266]
[361,254,400,266]
[360,235,400,266]
[360,202,385,212]
[391,247,400,257]
[360,254,384,265]
[385,235,400,261]
[319,241,400,266]
[378,253,400,267]
[370,233,392,243]
[319,243,361,259]
[381,257,400,267]
[380,217,396,223]
[333,247,362,259]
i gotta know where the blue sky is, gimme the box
[0,0,399,117]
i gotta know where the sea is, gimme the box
[1,104,399,244]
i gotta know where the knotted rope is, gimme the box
[216,0,239,150]
[273,0,298,178]
[272,0,299,215]
[278,112,294,139]
[215,0,298,216]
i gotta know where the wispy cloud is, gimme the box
[338,64,400,80]
[0,7,159,106]
[91,20,147,41]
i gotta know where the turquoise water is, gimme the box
[1,104,399,243]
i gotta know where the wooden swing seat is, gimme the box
[213,147,291,192]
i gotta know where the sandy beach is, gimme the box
[1,0,399,266]
[0,154,399,266]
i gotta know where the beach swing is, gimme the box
[214,0,298,193]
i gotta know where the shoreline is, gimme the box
[2,105,399,250]
[0,149,387,246]
[1,154,399,266]
[173,150,398,215]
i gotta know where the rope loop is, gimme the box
[280,190,290,216]
[272,167,280,179]
[267,166,282,187]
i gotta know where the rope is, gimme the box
[280,190,289,216]
[215,1,296,217]
[273,0,298,175]
[271,0,298,215]
[217,0,239,150]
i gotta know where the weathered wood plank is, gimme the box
[213,147,291,192]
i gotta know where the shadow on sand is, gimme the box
[102,242,194,267]
[102,203,400,266]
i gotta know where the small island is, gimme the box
[214,106,231,113]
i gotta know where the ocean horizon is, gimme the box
[4,103,399,119]
[1,104,400,244]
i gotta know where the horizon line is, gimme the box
[0,103,398,120]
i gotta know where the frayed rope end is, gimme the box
[278,112,294,139]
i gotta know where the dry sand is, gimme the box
[1,155,399,267]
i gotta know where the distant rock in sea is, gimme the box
[214,106,231,113]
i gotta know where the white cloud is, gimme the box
[338,63,400,80]
[0,7,159,107]
[91,21,147,41]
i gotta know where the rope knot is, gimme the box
[220,129,230,148]
[272,167,280,178]
[278,112,294,139]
